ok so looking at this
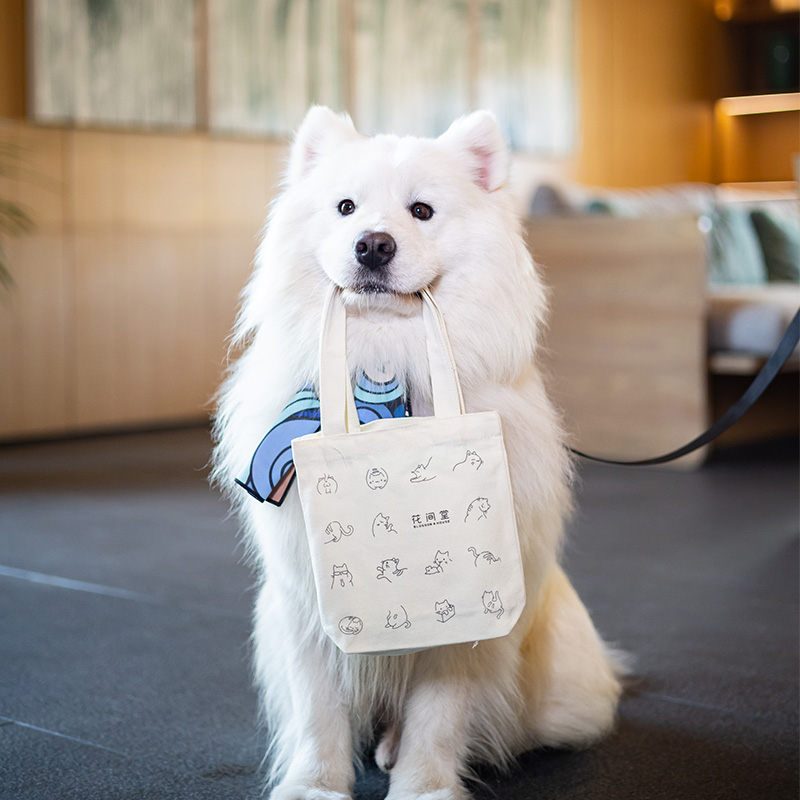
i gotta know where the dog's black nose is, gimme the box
[354,231,396,270]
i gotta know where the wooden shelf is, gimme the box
[715,0,800,22]
[719,180,798,192]
[710,352,800,375]
[717,91,800,115]
[714,95,799,183]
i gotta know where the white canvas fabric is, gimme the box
[291,285,525,655]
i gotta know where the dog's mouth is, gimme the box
[344,272,401,297]
[347,267,398,296]
[339,281,423,314]
[351,283,393,295]
[338,265,435,305]
[343,282,424,302]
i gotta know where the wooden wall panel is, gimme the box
[0,126,71,439]
[205,139,277,230]
[71,231,125,429]
[0,0,25,119]
[0,235,72,438]
[66,134,280,433]
[118,135,207,231]
[202,233,262,392]
[0,121,283,439]
[67,131,124,228]
[574,0,726,187]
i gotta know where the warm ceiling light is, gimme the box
[771,0,800,12]
[717,92,800,115]
[715,0,734,20]
[716,0,800,17]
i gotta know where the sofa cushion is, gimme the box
[750,208,800,282]
[706,204,768,285]
[528,182,715,218]
[708,283,800,355]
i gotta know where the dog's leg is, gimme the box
[519,565,624,750]
[385,649,471,800]
[375,720,402,773]
[253,585,355,800]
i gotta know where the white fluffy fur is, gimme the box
[213,107,623,800]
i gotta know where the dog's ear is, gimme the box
[439,111,509,193]
[287,106,359,184]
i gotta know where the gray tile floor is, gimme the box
[0,427,797,799]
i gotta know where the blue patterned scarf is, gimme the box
[236,372,410,506]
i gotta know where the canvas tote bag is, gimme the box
[291,285,526,655]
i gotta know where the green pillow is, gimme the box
[706,205,768,285]
[750,209,800,283]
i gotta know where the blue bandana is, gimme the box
[236,372,410,506]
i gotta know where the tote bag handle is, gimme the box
[319,285,465,436]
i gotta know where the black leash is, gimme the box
[569,308,800,467]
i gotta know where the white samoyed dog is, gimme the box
[213,106,623,800]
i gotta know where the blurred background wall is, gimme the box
[0,0,797,442]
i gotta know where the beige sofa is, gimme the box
[525,186,799,468]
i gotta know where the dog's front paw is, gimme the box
[269,784,351,800]
[375,724,401,773]
[386,787,468,800]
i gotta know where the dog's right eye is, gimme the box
[337,199,356,216]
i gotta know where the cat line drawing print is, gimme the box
[465,497,491,522]
[453,450,483,471]
[424,550,452,575]
[386,606,412,630]
[435,600,456,623]
[331,564,354,589]
[468,547,501,567]
[366,468,389,490]
[324,521,353,544]
[317,474,338,494]
[482,591,504,619]
[376,558,408,583]
[372,513,397,537]
[410,457,436,483]
[338,616,363,636]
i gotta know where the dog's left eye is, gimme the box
[409,202,434,221]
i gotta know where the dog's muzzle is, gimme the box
[351,231,397,294]
[355,231,396,271]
